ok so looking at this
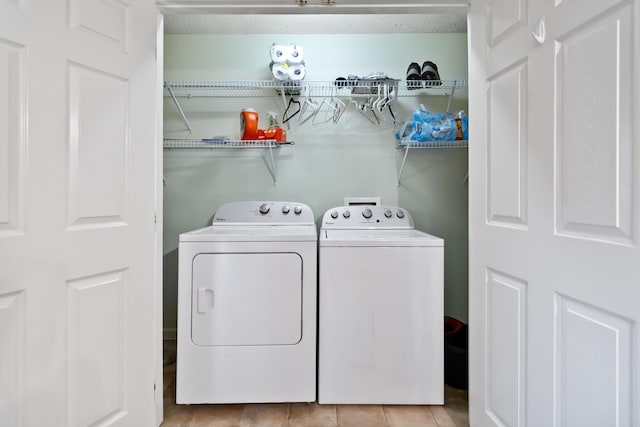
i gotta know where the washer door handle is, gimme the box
[197,288,214,314]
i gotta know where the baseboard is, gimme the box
[163,328,177,340]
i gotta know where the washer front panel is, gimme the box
[318,245,444,404]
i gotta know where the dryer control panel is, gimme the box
[212,201,314,225]
[321,206,415,229]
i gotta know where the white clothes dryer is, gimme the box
[177,201,317,404]
[318,205,444,404]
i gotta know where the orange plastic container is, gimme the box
[240,108,259,140]
[263,127,287,143]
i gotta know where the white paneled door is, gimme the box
[0,0,160,426]
[469,0,639,426]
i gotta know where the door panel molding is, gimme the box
[0,0,26,12]
[69,0,130,51]
[487,0,528,49]
[554,5,634,245]
[0,38,26,236]
[486,59,529,229]
[67,62,130,230]
[0,290,25,427]
[554,293,632,426]
[67,269,127,427]
[485,269,526,427]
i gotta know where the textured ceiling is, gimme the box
[163,14,468,34]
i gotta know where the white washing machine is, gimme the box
[318,205,444,405]
[176,201,317,404]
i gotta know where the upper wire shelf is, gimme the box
[164,80,302,98]
[164,79,467,99]
[396,79,467,97]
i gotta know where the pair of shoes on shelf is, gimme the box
[406,61,442,89]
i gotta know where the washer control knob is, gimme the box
[384,209,393,218]
[343,210,351,218]
[330,210,339,219]
[396,210,405,219]
[259,203,270,215]
[294,205,303,215]
[282,205,290,214]
[362,208,373,219]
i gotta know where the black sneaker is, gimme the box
[406,62,422,90]
[421,61,442,86]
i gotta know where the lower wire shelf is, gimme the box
[163,139,294,149]
[396,139,468,149]
[163,139,294,184]
[396,139,468,185]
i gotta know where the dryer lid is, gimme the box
[180,225,317,242]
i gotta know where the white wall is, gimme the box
[163,33,468,336]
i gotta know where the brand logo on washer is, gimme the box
[214,217,227,221]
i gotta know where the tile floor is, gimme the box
[161,340,469,427]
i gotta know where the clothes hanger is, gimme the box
[312,87,346,125]
[354,97,379,125]
[372,82,397,123]
[298,85,319,125]
[332,96,346,124]
[282,95,301,124]
[312,96,338,125]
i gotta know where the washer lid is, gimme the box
[320,228,444,247]
[180,225,317,242]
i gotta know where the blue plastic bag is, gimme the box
[396,105,468,143]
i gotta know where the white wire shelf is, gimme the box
[164,79,466,98]
[163,139,293,149]
[396,139,468,149]
[396,138,468,186]
[396,79,467,97]
[163,138,293,184]
[164,80,303,98]
[164,79,402,98]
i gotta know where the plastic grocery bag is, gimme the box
[396,105,468,143]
